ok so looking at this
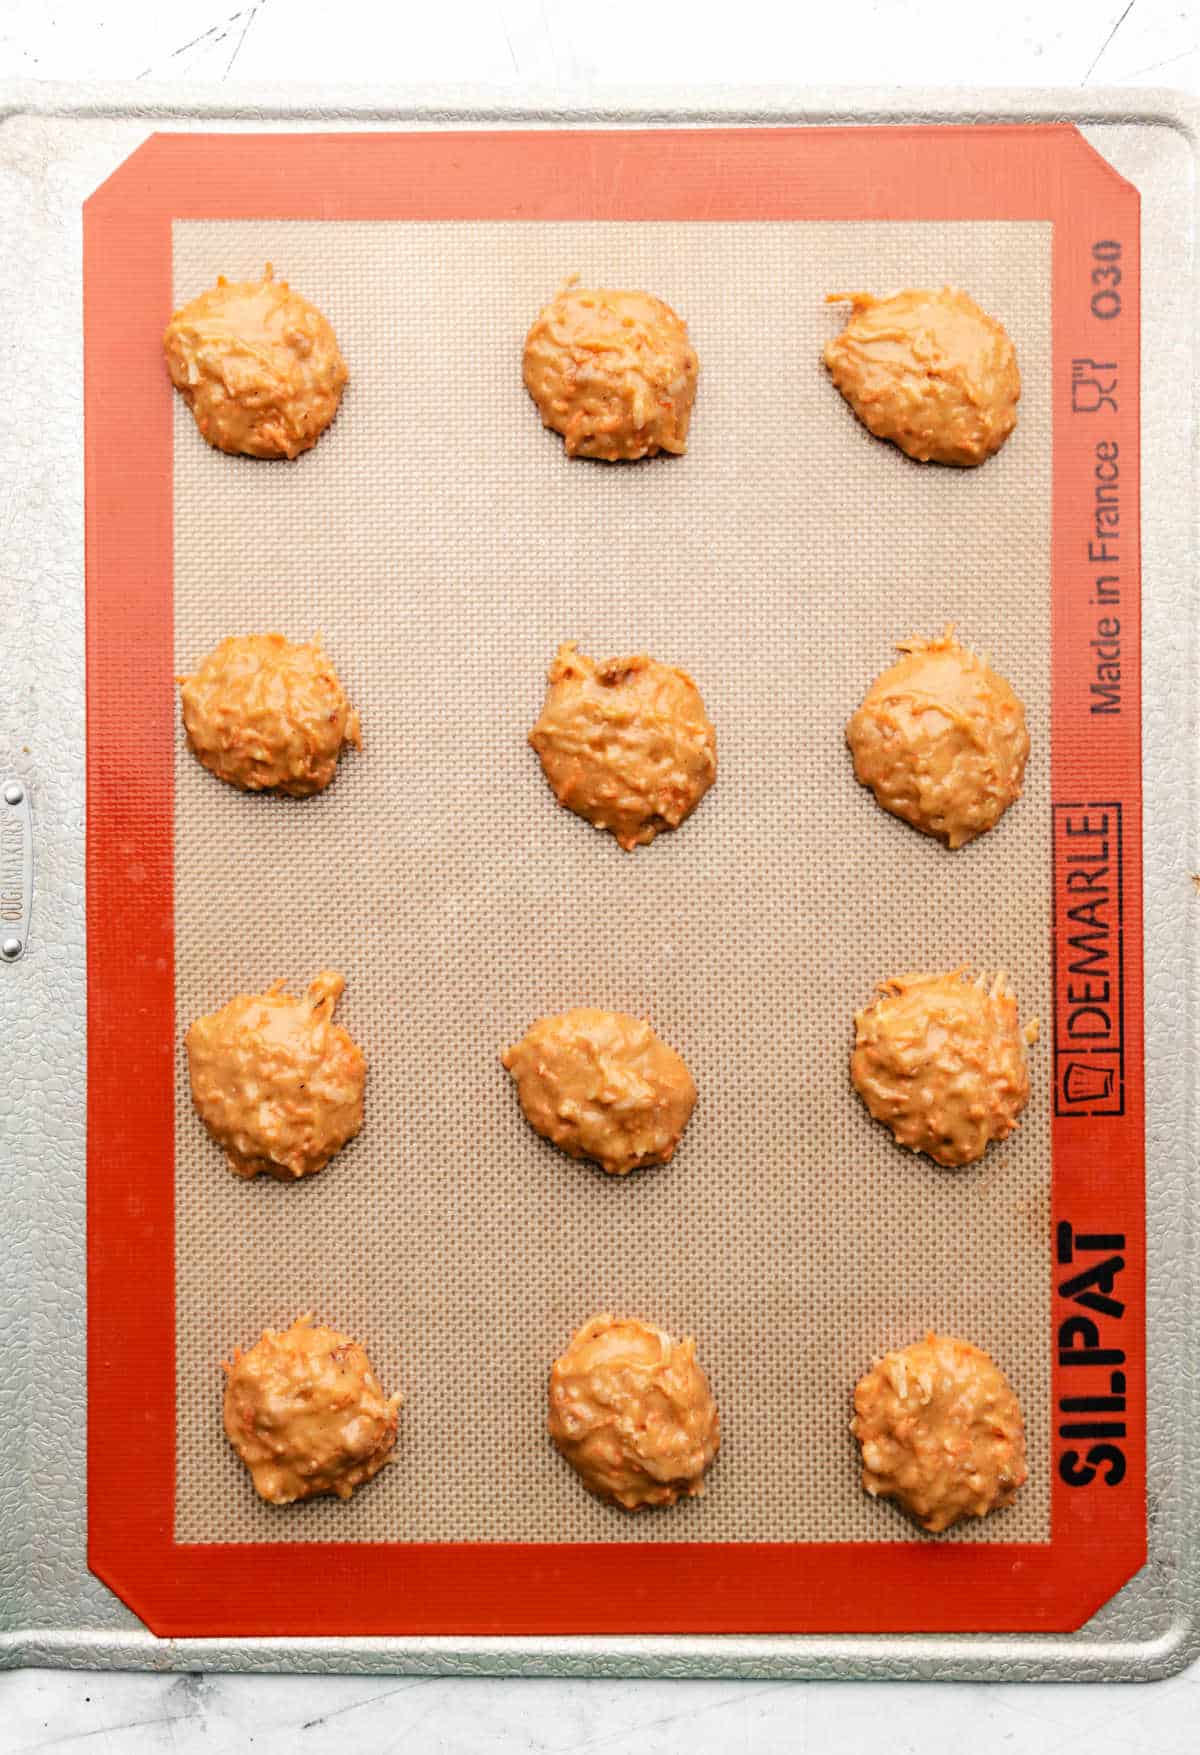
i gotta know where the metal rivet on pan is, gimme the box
[3,782,23,806]
[1,937,21,960]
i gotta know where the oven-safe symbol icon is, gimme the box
[1070,359,1118,414]
[1061,1061,1115,1105]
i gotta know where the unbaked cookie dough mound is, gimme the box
[523,279,699,461]
[163,265,348,459]
[851,1332,1027,1533]
[529,641,717,851]
[548,1314,720,1510]
[851,969,1031,1168]
[179,633,361,797]
[223,1313,401,1504]
[846,628,1029,849]
[823,287,1020,466]
[501,1008,696,1176]
[186,971,366,1181]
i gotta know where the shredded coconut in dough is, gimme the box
[852,1332,1027,1532]
[529,641,717,851]
[548,1314,720,1510]
[186,971,366,1181]
[163,264,348,459]
[823,287,1019,466]
[846,627,1029,848]
[223,1313,401,1504]
[523,278,699,461]
[179,632,361,797]
[501,1008,696,1176]
[851,969,1031,1168]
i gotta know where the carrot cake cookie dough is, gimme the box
[548,1314,720,1510]
[502,1008,696,1176]
[846,628,1029,848]
[186,971,366,1181]
[163,265,348,459]
[523,278,699,461]
[179,633,361,797]
[529,641,716,851]
[223,1314,401,1504]
[851,969,1032,1168]
[851,1332,1027,1532]
[823,287,1020,466]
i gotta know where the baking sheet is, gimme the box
[171,217,1053,1548]
[2,85,1196,1678]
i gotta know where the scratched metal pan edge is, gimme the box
[0,84,1194,1680]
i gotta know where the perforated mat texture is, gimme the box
[172,218,1052,1543]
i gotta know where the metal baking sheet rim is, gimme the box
[0,83,1195,1682]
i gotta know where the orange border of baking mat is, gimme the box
[83,126,1144,1638]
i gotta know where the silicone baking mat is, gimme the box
[84,127,1144,1637]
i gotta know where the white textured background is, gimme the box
[1,0,1197,1748]
[2,0,1197,89]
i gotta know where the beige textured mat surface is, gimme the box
[172,218,1052,1544]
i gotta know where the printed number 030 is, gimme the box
[1091,240,1122,320]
